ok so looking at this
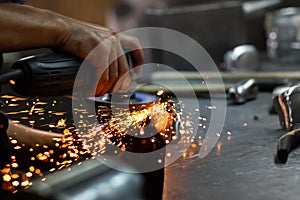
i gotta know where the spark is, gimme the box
[11,174,19,179]
[20,181,29,187]
[11,140,17,144]
[56,119,67,128]
[217,142,222,154]
[0,91,195,194]
[36,153,48,162]
[11,163,18,168]
[29,105,35,115]
[53,112,66,116]
[1,95,15,98]
[12,181,19,187]
[8,104,19,107]
[3,174,11,182]
[157,89,164,96]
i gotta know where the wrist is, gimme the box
[40,9,71,49]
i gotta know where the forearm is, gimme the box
[0,3,67,53]
[0,3,144,96]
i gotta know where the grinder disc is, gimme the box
[84,92,180,153]
[87,92,158,108]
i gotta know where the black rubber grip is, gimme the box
[11,52,82,97]
[277,128,300,163]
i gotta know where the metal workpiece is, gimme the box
[228,79,258,104]
[224,45,259,72]
[21,160,144,200]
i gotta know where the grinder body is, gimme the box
[11,52,82,97]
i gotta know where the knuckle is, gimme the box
[102,44,111,53]
[96,44,110,57]
[110,36,117,45]
[88,32,101,46]
[131,37,140,46]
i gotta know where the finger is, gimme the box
[128,38,144,68]
[130,49,144,74]
[112,39,130,93]
[119,34,144,72]
[88,41,111,96]
[96,67,110,96]
[100,37,118,95]
[116,38,129,76]
[114,72,132,93]
[97,38,119,95]
[102,37,119,94]
[108,36,118,80]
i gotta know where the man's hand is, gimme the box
[58,20,144,96]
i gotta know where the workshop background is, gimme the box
[2,0,300,200]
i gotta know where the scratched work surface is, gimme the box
[164,92,300,200]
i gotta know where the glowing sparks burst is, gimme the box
[0,92,214,193]
[56,119,67,128]
[0,95,90,193]
[82,100,179,156]
[1,129,90,192]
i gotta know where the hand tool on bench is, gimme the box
[273,83,300,163]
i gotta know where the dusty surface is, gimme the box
[164,93,300,200]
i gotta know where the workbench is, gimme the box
[164,92,300,200]
[2,86,300,199]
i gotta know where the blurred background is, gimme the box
[3,1,300,200]
[3,0,300,73]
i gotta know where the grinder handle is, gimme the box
[10,51,133,97]
[276,128,300,163]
